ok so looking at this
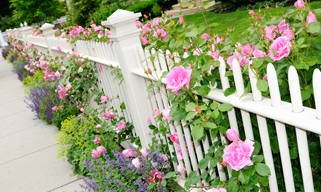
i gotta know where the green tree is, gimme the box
[67,0,102,26]
[0,0,20,31]
[9,0,66,24]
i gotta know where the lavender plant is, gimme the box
[79,145,176,192]
[12,58,33,81]
[25,82,60,123]
[1,46,10,59]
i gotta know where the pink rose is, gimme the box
[135,21,143,28]
[252,49,266,58]
[152,169,165,181]
[54,71,61,78]
[306,12,317,27]
[177,163,186,174]
[169,10,172,16]
[241,43,254,56]
[99,64,103,71]
[94,137,100,144]
[52,106,58,112]
[61,66,66,70]
[153,109,160,117]
[60,106,64,109]
[57,46,62,51]
[263,74,268,80]
[105,109,116,119]
[227,52,250,70]
[226,128,239,142]
[147,178,154,183]
[166,66,192,92]
[170,133,179,143]
[72,50,77,56]
[278,19,290,34]
[101,95,108,103]
[66,83,71,90]
[249,10,255,16]
[153,29,167,40]
[78,67,83,73]
[118,121,126,131]
[140,36,150,45]
[91,150,100,158]
[222,139,254,171]
[122,149,136,157]
[162,107,172,120]
[177,153,183,161]
[179,16,184,24]
[80,107,84,112]
[265,25,277,41]
[294,0,304,9]
[96,124,101,130]
[200,33,210,40]
[161,154,168,162]
[282,29,294,40]
[132,157,141,168]
[140,148,148,158]
[97,146,106,154]
[203,188,227,192]
[268,37,291,61]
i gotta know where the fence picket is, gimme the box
[267,63,295,192]
[288,66,314,192]
[313,69,321,120]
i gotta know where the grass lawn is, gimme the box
[173,1,321,44]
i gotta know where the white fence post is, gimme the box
[40,23,55,56]
[21,27,33,46]
[101,10,152,148]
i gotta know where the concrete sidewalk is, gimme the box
[0,57,84,192]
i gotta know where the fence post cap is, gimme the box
[40,23,54,30]
[101,9,141,41]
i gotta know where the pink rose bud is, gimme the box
[60,106,64,109]
[257,14,261,20]
[220,160,228,166]
[147,68,151,73]
[262,28,266,34]
[306,12,317,27]
[249,10,255,16]
[190,61,193,67]
[179,16,184,24]
[147,117,152,124]
[132,158,141,168]
[147,178,154,183]
[169,10,172,16]
[80,107,84,112]
[226,128,239,142]
[144,14,148,18]
[96,124,101,130]
[263,74,268,80]
[140,148,148,158]
[221,35,225,40]
[83,78,87,81]
[195,105,201,112]
[94,137,100,144]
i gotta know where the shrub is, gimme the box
[51,103,79,130]
[55,115,119,174]
[22,69,45,93]
[152,3,162,17]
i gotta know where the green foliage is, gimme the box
[9,0,66,24]
[51,104,79,130]
[89,0,140,25]
[126,0,165,18]
[0,16,20,32]
[152,3,162,17]
[67,0,102,26]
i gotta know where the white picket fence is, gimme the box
[6,9,321,192]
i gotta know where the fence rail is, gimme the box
[5,9,321,192]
